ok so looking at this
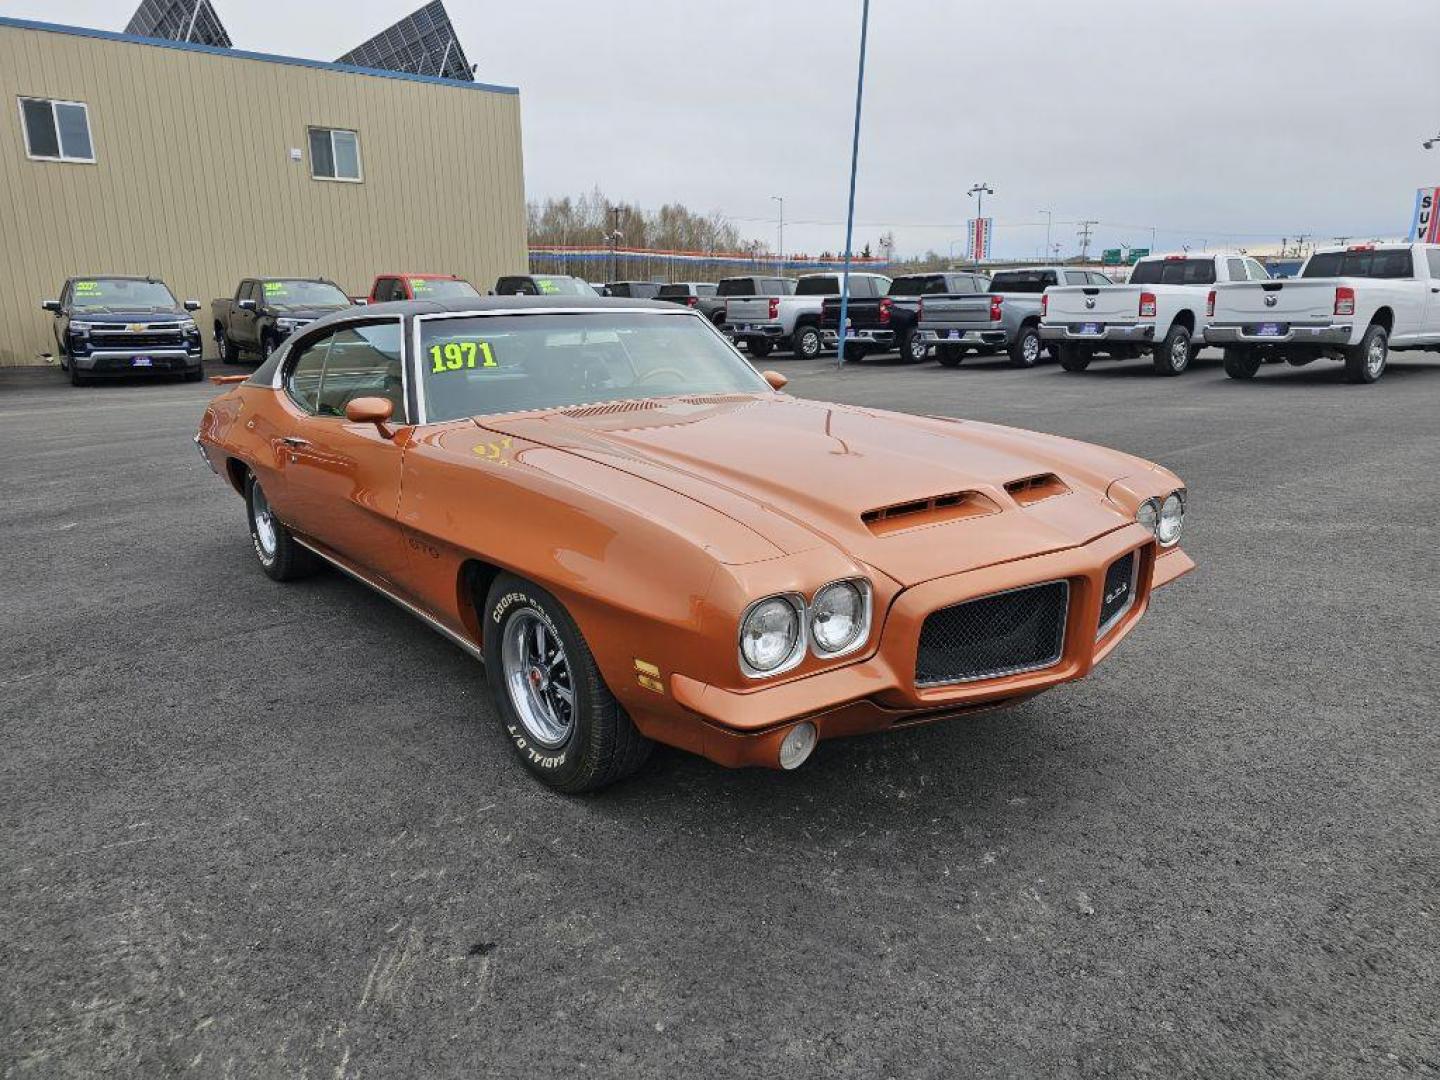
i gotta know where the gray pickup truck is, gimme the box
[917,266,1113,367]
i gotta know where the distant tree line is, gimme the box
[527,188,746,255]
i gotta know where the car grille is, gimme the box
[89,329,186,349]
[915,581,1069,687]
[1097,551,1138,638]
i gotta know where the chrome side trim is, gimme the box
[293,537,485,663]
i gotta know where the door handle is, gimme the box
[280,436,311,448]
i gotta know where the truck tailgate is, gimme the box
[1212,280,1337,320]
[917,295,993,326]
[1045,286,1139,321]
[726,298,774,322]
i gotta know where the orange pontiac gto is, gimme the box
[196,297,1193,791]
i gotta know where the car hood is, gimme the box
[478,395,1139,586]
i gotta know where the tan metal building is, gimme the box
[0,15,526,367]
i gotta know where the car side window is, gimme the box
[1064,271,1088,285]
[285,322,405,419]
[1226,258,1246,281]
[1246,260,1271,281]
[373,278,393,302]
[1428,249,1440,279]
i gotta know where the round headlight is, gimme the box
[811,580,866,655]
[1136,498,1160,538]
[1157,492,1184,546]
[740,596,801,674]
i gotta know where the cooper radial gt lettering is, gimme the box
[196,298,1195,792]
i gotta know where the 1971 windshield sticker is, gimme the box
[429,341,497,373]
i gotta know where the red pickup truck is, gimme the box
[367,273,481,303]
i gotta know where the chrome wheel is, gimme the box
[1366,335,1386,379]
[250,482,277,559]
[216,329,228,359]
[797,327,820,358]
[501,609,575,748]
[1022,334,1041,365]
[1171,335,1190,371]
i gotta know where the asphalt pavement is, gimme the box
[2,346,1437,1079]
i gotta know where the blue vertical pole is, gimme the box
[836,0,871,367]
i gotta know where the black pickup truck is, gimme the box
[212,278,353,363]
[820,271,991,361]
[43,275,204,386]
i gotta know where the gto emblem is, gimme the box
[1105,582,1128,606]
[1084,297,1096,309]
[1263,295,1278,307]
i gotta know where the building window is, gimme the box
[19,97,95,163]
[309,127,361,182]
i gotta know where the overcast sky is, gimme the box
[13,0,1440,258]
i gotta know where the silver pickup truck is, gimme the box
[726,272,890,359]
[917,267,1112,367]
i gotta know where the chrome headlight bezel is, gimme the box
[810,578,873,659]
[68,321,94,333]
[738,593,806,678]
[179,317,198,331]
[275,317,303,331]
[1157,490,1185,547]
[1135,489,1185,548]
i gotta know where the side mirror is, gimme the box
[345,395,395,437]
[351,297,369,305]
[184,299,201,312]
[237,299,256,311]
[761,369,789,391]
[42,300,61,313]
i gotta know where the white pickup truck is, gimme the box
[1208,243,1440,384]
[726,271,891,359]
[1040,253,1270,376]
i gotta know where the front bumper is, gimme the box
[1204,323,1353,346]
[72,348,202,374]
[916,327,1009,347]
[1040,322,1155,343]
[641,527,1194,768]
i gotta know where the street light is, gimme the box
[1423,132,1439,149]
[770,195,785,271]
[836,0,872,368]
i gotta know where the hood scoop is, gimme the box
[862,490,999,537]
[1005,473,1070,506]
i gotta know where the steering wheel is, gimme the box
[635,366,687,386]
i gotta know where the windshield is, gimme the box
[1301,249,1414,280]
[1128,259,1217,285]
[262,280,350,309]
[409,278,482,300]
[418,312,769,421]
[533,276,598,296]
[68,278,177,312]
[988,270,1055,293]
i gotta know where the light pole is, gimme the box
[1039,209,1053,263]
[836,0,871,367]
[948,238,966,264]
[770,195,785,272]
[967,182,994,267]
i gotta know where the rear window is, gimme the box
[717,278,758,296]
[887,276,949,296]
[695,284,717,296]
[657,284,688,298]
[1129,259,1217,285]
[988,270,1056,294]
[796,276,840,295]
[1301,249,1414,280]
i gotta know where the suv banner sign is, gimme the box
[1410,187,1439,243]
[966,217,993,261]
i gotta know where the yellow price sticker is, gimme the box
[429,340,497,373]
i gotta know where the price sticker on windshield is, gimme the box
[263,281,288,295]
[429,340,498,373]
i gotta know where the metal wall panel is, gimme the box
[0,20,525,366]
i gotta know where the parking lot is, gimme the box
[3,345,1438,1077]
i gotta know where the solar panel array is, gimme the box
[336,1,474,82]
[124,0,233,49]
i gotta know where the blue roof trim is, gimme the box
[0,15,519,95]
